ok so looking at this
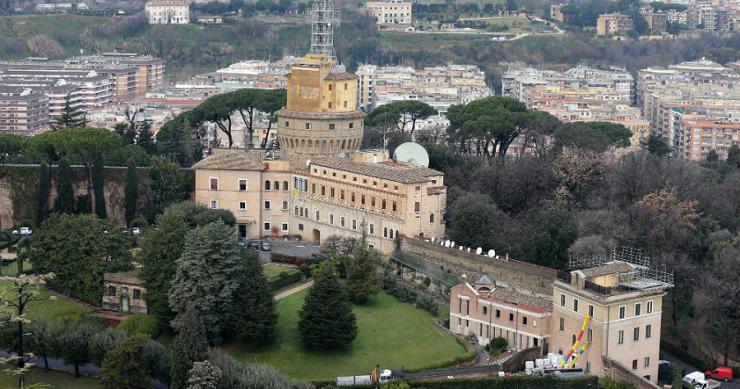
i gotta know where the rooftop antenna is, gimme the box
[309,0,337,62]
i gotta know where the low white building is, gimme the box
[145,0,190,25]
[366,0,412,26]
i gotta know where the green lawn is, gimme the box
[0,368,102,389]
[0,280,89,322]
[0,261,33,276]
[226,290,467,381]
[262,263,299,280]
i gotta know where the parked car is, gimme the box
[658,360,672,382]
[132,227,141,236]
[683,371,722,389]
[247,240,261,250]
[260,241,271,251]
[705,367,733,382]
[12,227,32,236]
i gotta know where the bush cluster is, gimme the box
[266,271,302,291]
[383,276,439,316]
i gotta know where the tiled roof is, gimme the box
[578,261,634,278]
[192,149,264,171]
[311,157,441,184]
[476,275,494,285]
[104,271,143,285]
[486,287,552,312]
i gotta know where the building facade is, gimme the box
[596,13,633,36]
[102,272,148,314]
[0,86,49,135]
[145,0,190,24]
[366,0,412,26]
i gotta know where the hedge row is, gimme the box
[267,271,303,291]
[270,253,308,266]
[383,276,439,316]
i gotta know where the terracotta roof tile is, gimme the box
[192,149,265,171]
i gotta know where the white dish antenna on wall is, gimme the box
[487,249,496,258]
[393,142,430,167]
[476,247,483,255]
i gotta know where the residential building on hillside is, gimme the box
[366,0,412,26]
[0,86,49,135]
[673,110,740,160]
[145,0,190,24]
[643,12,668,33]
[596,13,633,36]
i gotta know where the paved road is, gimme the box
[661,350,739,389]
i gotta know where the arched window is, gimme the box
[274,181,280,191]
[389,229,394,239]
[430,213,435,223]
[384,228,388,238]
[264,180,271,190]
[294,206,299,216]
[283,181,289,191]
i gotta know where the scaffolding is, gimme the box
[309,0,337,61]
[567,246,674,291]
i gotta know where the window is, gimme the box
[618,330,624,344]
[312,183,316,193]
[369,223,374,235]
[330,188,335,197]
[560,294,566,306]
[635,303,641,316]
[634,327,640,341]
[392,201,397,212]
[284,121,289,127]
[298,223,304,231]
[265,180,271,190]
[522,317,528,325]
[646,300,653,314]
[283,181,289,191]
[619,306,626,319]
[588,305,594,318]
[304,123,311,130]
[349,122,354,129]
[263,222,272,231]
[632,359,638,370]
[559,318,565,331]
[371,197,376,207]
[108,286,116,296]
[315,210,320,221]
[329,123,335,130]
[587,329,593,342]
[281,223,289,232]
[274,181,280,191]
[573,299,579,312]
[414,202,420,212]
[210,178,218,190]
[239,201,246,211]
[282,201,288,210]
[382,199,386,209]
[329,214,334,225]
[264,201,271,209]
[340,217,346,227]
[238,179,247,191]
[133,289,141,300]
[328,84,332,91]
[496,309,501,318]
[644,357,650,367]
[361,195,366,205]
[351,192,356,202]
[483,306,488,315]
[210,200,218,209]
[645,324,652,338]
[509,313,514,321]
[321,186,326,196]
[352,219,357,230]
[238,224,247,238]
[340,190,345,200]
[430,213,434,223]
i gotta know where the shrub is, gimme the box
[266,271,302,291]
[118,314,160,338]
[279,271,290,279]
[130,217,149,228]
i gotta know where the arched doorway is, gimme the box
[312,228,321,244]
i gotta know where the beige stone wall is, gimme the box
[277,113,364,158]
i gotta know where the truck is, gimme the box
[683,371,722,389]
[705,367,733,382]
[336,369,392,386]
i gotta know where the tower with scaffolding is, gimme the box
[309,0,338,62]
[549,247,672,385]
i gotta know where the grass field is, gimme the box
[226,290,467,381]
[0,280,89,322]
[262,263,299,280]
[0,368,102,389]
[0,261,33,276]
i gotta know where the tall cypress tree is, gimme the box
[137,121,155,154]
[54,158,75,214]
[124,157,139,226]
[298,263,357,349]
[36,162,50,225]
[226,249,277,341]
[92,154,106,218]
[170,309,208,389]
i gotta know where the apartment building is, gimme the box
[450,251,672,385]
[596,13,633,36]
[366,0,412,26]
[145,0,190,24]
[0,86,49,135]
[193,53,447,254]
[450,276,553,351]
[643,12,667,33]
[687,2,732,31]
[673,110,740,161]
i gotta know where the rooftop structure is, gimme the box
[309,0,337,62]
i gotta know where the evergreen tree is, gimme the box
[727,144,740,168]
[92,154,107,218]
[171,309,208,389]
[226,249,277,341]
[137,121,156,154]
[123,123,137,145]
[125,157,139,226]
[101,335,153,389]
[53,157,75,214]
[52,93,85,129]
[139,207,189,329]
[169,221,245,344]
[347,232,382,304]
[187,361,221,389]
[298,262,357,349]
[35,162,50,225]
[640,134,672,157]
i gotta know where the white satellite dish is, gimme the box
[476,247,483,255]
[459,246,463,251]
[445,240,451,248]
[450,241,455,247]
[487,249,496,258]
[393,142,430,167]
